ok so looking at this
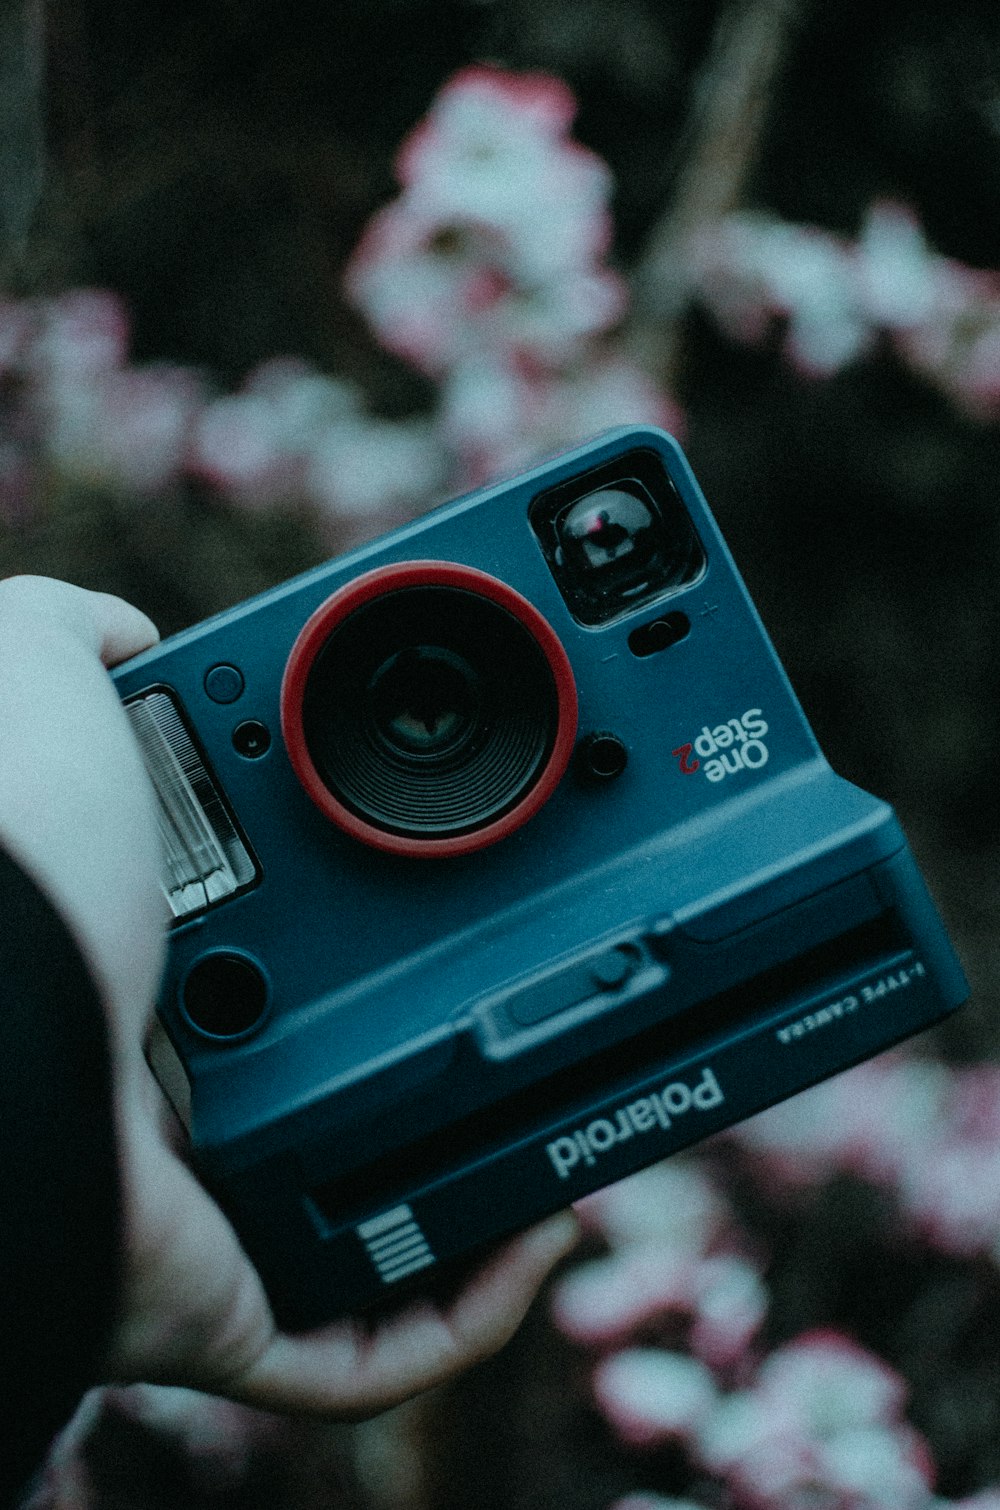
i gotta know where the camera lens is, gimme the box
[366,646,481,760]
[281,563,578,857]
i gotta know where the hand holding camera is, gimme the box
[0,573,579,1416]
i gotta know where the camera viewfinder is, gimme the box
[530,450,705,626]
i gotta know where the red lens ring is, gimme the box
[280,561,578,857]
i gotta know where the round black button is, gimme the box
[181,952,269,1038]
[204,664,245,704]
[233,720,271,758]
[576,732,628,782]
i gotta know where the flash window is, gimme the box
[530,449,705,626]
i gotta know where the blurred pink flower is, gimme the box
[731,1053,950,1191]
[0,288,202,497]
[439,351,682,488]
[848,1055,953,1185]
[692,214,871,376]
[347,205,492,375]
[306,414,446,533]
[692,202,1000,419]
[243,356,362,443]
[189,390,300,507]
[190,359,370,512]
[697,1331,933,1510]
[899,1138,1000,1257]
[946,318,1000,418]
[594,1348,719,1449]
[552,1244,767,1368]
[346,64,630,381]
[538,356,683,446]
[899,265,1000,420]
[856,201,939,330]
[435,353,542,481]
[347,195,624,379]
[71,365,203,493]
[688,1254,770,1370]
[553,1161,766,1373]
[942,1066,1000,1145]
[575,1161,731,1252]
[727,1068,873,1188]
[28,288,130,381]
[751,1331,908,1428]
[730,1054,1000,1268]
[394,66,615,282]
[553,1247,703,1347]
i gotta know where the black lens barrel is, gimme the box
[301,585,560,840]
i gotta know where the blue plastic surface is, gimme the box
[114,428,968,1327]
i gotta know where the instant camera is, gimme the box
[113,427,968,1328]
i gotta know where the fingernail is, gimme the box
[527,1210,581,1263]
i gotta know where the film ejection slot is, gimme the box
[126,689,258,920]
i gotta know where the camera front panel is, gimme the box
[115,430,821,1064]
[112,427,967,1325]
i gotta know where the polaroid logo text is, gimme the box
[546,1067,724,1180]
[672,708,769,784]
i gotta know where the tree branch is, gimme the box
[627,0,808,387]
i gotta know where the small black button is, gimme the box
[628,612,690,658]
[576,732,628,782]
[233,720,271,758]
[204,664,245,703]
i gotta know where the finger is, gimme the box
[436,1210,582,1368]
[0,575,159,666]
[86,588,160,667]
[107,1131,278,1390]
[232,1211,580,1418]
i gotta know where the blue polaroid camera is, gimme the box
[113,427,968,1328]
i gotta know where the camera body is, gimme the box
[113,427,967,1329]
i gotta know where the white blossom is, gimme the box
[594,1349,720,1447]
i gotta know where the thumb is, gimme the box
[83,588,161,668]
[0,575,160,667]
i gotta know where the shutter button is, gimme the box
[590,944,641,992]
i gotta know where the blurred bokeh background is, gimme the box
[6,1,1000,1506]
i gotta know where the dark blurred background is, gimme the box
[6,1,1000,1505]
